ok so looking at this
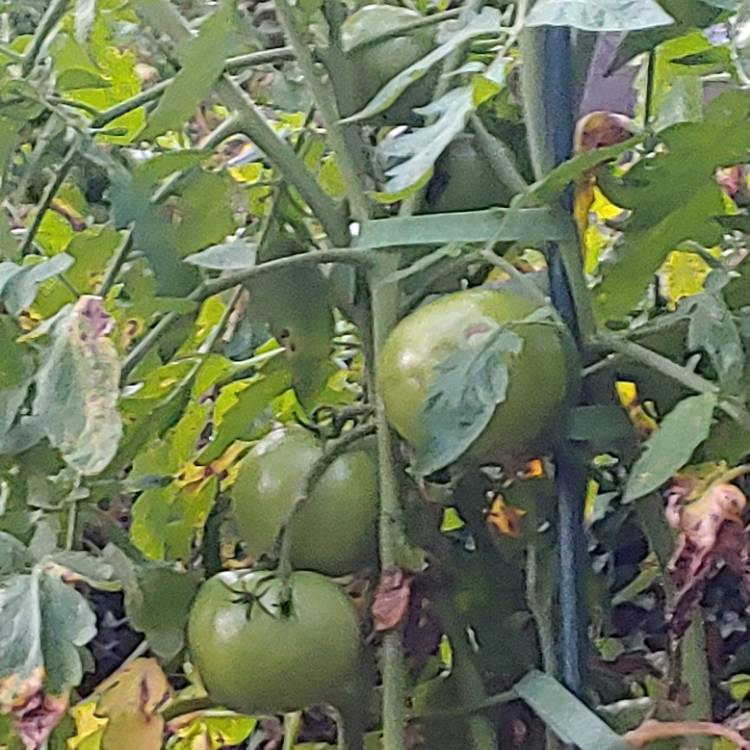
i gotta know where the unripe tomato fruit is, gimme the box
[424,136,513,213]
[232,426,378,576]
[188,571,363,714]
[339,5,435,122]
[378,289,579,465]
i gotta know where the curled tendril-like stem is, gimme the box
[624,720,750,749]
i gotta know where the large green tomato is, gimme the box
[188,571,364,714]
[232,426,378,576]
[338,5,435,122]
[378,288,579,465]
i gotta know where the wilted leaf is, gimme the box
[185,241,257,270]
[11,692,68,750]
[624,393,717,503]
[415,323,523,476]
[141,0,236,139]
[342,7,501,122]
[32,296,122,476]
[373,568,412,632]
[0,568,96,708]
[96,658,170,750]
[525,0,674,31]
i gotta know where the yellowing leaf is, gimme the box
[660,249,712,307]
[487,495,526,538]
[68,700,106,750]
[96,658,170,750]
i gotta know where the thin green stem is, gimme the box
[682,613,713,750]
[21,0,68,76]
[274,0,370,221]
[369,258,407,750]
[282,711,303,750]
[98,232,133,297]
[203,248,376,296]
[352,8,462,52]
[471,115,529,195]
[19,139,79,256]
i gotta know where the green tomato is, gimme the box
[232,426,378,576]
[378,288,579,465]
[424,136,514,213]
[188,571,364,714]
[338,5,436,122]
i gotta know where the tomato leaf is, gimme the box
[341,7,501,123]
[0,567,97,703]
[32,297,122,476]
[595,90,750,320]
[185,240,257,270]
[686,290,744,393]
[526,0,674,31]
[357,207,575,249]
[415,324,523,476]
[378,87,475,195]
[141,0,236,139]
[624,393,717,503]
[0,254,74,316]
[515,671,630,750]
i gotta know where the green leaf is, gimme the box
[32,297,122,476]
[342,7,502,122]
[0,254,74,316]
[103,545,198,660]
[357,207,575,249]
[141,0,236,139]
[624,393,717,503]
[595,90,750,320]
[687,291,744,392]
[198,365,292,463]
[515,671,630,750]
[184,240,257,270]
[379,87,475,194]
[74,0,97,42]
[415,324,523,475]
[0,567,96,701]
[525,0,674,30]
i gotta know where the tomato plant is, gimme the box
[2,1,750,750]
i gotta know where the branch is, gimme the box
[624,720,750,749]
[274,0,370,221]
[131,0,350,246]
[21,0,68,77]
[471,115,529,196]
[19,139,79,256]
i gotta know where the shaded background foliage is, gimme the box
[2,0,750,749]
